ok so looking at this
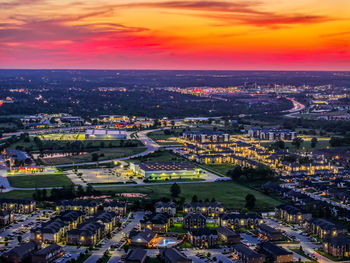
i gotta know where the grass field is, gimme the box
[260,138,331,152]
[95,181,281,211]
[10,136,143,152]
[40,147,147,165]
[128,149,187,164]
[0,182,281,211]
[201,163,236,176]
[7,174,73,188]
[147,130,182,145]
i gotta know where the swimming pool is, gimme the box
[156,237,178,247]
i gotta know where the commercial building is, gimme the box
[85,129,127,139]
[131,162,202,179]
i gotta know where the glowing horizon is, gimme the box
[0,0,349,70]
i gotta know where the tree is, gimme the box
[311,137,318,148]
[227,166,243,181]
[170,183,181,197]
[92,153,99,162]
[245,194,256,210]
[192,195,198,202]
[292,137,304,149]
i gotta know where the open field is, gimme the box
[7,173,73,188]
[40,147,147,165]
[260,138,331,152]
[147,130,182,145]
[9,137,143,152]
[0,182,281,211]
[96,181,281,211]
[128,149,188,164]
[201,163,236,176]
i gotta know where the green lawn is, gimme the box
[147,130,182,145]
[0,190,37,199]
[128,149,187,164]
[40,147,147,165]
[7,173,73,188]
[201,163,236,176]
[95,181,281,211]
[10,137,143,152]
[260,138,331,153]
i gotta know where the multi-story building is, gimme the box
[56,200,98,215]
[31,210,84,244]
[67,221,104,246]
[257,224,283,241]
[248,127,296,141]
[183,214,206,229]
[217,227,241,244]
[0,198,36,214]
[306,218,347,239]
[219,213,263,229]
[0,211,14,226]
[161,248,192,263]
[154,201,176,216]
[31,244,63,263]
[232,244,265,263]
[182,130,229,143]
[140,213,171,233]
[102,201,127,216]
[323,236,350,258]
[257,242,293,263]
[183,202,224,218]
[275,204,312,224]
[187,228,218,248]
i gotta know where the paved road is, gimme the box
[55,128,163,168]
[264,218,333,263]
[84,211,144,263]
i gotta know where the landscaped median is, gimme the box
[6,173,74,188]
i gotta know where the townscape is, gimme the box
[0,70,349,263]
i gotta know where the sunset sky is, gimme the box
[0,0,349,70]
